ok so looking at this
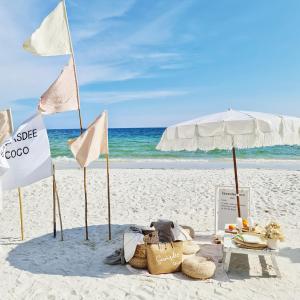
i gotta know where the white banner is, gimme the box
[0,113,52,190]
[215,186,250,232]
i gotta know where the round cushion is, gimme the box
[129,256,147,269]
[182,256,216,280]
[182,241,200,255]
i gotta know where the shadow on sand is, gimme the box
[279,247,300,263]
[7,224,134,278]
[7,225,285,280]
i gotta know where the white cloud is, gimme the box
[74,2,191,68]
[0,1,142,107]
[82,90,188,104]
[127,3,188,46]
[78,64,141,84]
[0,0,192,111]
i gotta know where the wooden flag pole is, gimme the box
[7,109,24,240]
[106,154,111,240]
[55,187,64,241]
[52,164,57,238]
[83,167,88,240]
[18,188,24,241]
[63,0,89,240]
[104,111,111,240]
[62,0,83,132]
[53,164,64,241]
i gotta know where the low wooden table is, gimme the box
[223,233,281,278]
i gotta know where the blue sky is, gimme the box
[1,0,300,128]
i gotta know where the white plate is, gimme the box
[241,234,265,244]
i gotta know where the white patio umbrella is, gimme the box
[157,109,300,217]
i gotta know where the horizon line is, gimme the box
[47,126,167,130]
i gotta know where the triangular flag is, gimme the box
[0,109,13,145]
[0,109,12,177]
[23,2,72,56]
[38,57,78,114]
[68,111,109,168]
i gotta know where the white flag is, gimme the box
[23,2,72,56]
[38,57,78,114]
[0,113,52,190]
[68,111,109,168]
[0,109,12,176]
[0,109,13,145]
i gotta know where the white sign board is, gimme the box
[0,113,52,190]
[215,186,250,233]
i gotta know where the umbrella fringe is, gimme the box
[157,131,300,152]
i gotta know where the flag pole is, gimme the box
[105,112,111,240]
[106,154,111,240]
[52,164,57,238]
[7,109,25,240]
[63,0,89,240]
[53,164,64,241]
[18,188,25,241]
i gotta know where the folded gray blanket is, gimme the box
[104,226,142,265]
[103,248,126,265]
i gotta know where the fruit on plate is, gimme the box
[228,224,236,231]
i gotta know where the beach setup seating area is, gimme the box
[143,109,300,278]
[1,2,300,297]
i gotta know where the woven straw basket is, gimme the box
[134,244,147,258]
[129,256,147,269]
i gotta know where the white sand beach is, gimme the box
[0,166,299,300]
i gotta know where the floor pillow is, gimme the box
[182,256,216,279]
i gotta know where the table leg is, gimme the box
[223,252,231,272]
[270,255,281,278]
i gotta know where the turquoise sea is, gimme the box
[48,128,300,160]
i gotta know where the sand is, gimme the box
[0,167,299,300]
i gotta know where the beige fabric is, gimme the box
[180,225,195,238]
[171,223,192,241]
[0,109,12,176]
[182,256,216,279]
[39,57,78,114]
[68,111,108,168]
[23,2,71,56]
[0,109,13,144]
[182,241,200,255]
[146,242,183,275]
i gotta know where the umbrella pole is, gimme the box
[232,147,241,218]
